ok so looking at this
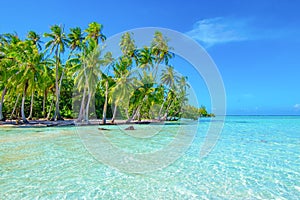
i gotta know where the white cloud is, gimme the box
[185,17,255,47]
[294,104,300,111]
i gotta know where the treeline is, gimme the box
[0,22,213,124]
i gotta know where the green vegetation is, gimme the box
[0,22,213,123]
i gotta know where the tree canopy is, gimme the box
[0,22,214,123]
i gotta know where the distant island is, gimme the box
[0,22,214,126]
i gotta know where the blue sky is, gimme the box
[1,0,300,115]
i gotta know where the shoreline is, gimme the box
[0,119,165,128]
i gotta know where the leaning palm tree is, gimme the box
[110,71,135,123]
[126,71,155,122]
[44,25,69,121]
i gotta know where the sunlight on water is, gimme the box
[0,116,300,199]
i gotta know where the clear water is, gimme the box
[0,116,299,199]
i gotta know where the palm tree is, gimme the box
[44,25,69,121]
[120,32,136,58]
[68,27,84,53]
[0,33,20,121]
[110,71,134,123]
[0,82,7,121]
[126,71,156,122]
[100,73,114,124]
[158,65,178,120]
[85,22,106,45]
[83,44,102,122]
[40,60,55,118]
[26,31,42,120]
[137,47,154,71]
[151,31,174,79]
[109,55,135,123]
[73,38,112,123]
[27,31,42,50]
[100,52,114,124]
[7,39,44,123]
[0,54,8,121]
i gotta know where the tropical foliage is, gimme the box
[0,23,213,123]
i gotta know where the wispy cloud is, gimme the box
[294,104,300,111]
[185,17,259,47]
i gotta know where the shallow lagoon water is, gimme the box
[0,116,299,199]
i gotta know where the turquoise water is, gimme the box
[0,116,299,199]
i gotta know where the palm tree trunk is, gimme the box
[102,80,108,124]
[42,89,48,118]
[162,100,173,121]
[158,89,172,120]
[28,90,34,119]
[111,102,118,123]
[47,96,54,120]
[77,87,86,122]
[158,100,165,120]
[125,108,129,120]
[10,94,20,119]
[153,58,162,80]
[53,47,63,121]
[85,91,92,123]
[126,94,148,123]
[126,104,142,123]
[0,87,7,121]
[21,83,29,123]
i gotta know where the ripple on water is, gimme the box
[1,116,300,199]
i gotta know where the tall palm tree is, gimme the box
[26,31,42,120]
[100,52,114,124]
[158,65,178,120]
[85,22,106,45]
[68,27,84,53]
[110,55,135,123]
[27,31,42,50]
[40,59,55,118]
[0,33,20,121]
[0,53,8,121]
[74,38,112,122]
[44,24,69,121]
[137,47,154,71]
[83,44,102,122]
[8,40,44,123]
[110,71,134,123]
[151,31,174,79]
[120,32,136,58]
[100,73,114,124]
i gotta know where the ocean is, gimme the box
[1,116,299,199]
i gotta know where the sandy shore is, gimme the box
[0,119,163,128]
